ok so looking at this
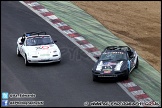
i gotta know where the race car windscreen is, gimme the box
[26,36,54,46]
[99,51,127,61]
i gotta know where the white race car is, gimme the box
[17,31,61,66]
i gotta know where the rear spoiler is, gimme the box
[23,31,46,37]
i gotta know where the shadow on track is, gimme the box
[27,62,61,67]
[93,77,125,83]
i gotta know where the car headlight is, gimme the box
[32,56,38,58]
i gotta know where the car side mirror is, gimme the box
[54,40,57,43]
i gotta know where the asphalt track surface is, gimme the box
[1,1,134,107]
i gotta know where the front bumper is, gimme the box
[27,55,61,63]
[92,70,127,80]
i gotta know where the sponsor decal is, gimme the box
[103,68,112,73]
[36,46,49,50]
[102,67,112,73]
[103,62,117,66]
[110,62,116,65]
[103,65,112,69]
[104,70,111,73]
[36,47,41,50]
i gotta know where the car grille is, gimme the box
[98,74,117,77]
[38,60,54,62]
[32,56,38,58]
[40,54,50,56]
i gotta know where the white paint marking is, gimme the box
[81,43,94,49]
[38,9,49,13]
[54,22,67,27]
[91,51,101,56]
[138,98,153,102]
[63,29,76,34]
[117,82,139,102]
[74,37,85,41]
[131,90,145,96]
[46,15,58,20]
[123,82,137,88]
[63,30,71,34]
[27,2,40,7]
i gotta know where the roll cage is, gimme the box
[23,31,46,37]
[102,46,134,59]
[20,31,47,45]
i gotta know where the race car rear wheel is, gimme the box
[17,47,21,57]
[135,57,139,69]
[25,54,29,66]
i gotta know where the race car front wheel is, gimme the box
[124,69,129,80]
[17,47,21,57]
[25,54,29,66]
[93,74,98,82]
[135,57,139,69]
[57,58,61,63]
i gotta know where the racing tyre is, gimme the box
[124,69,129,80]
[57,59,61,63]
[93,74,98,82]
[17,47,21,57]
[25,54,29,66]
[135,58,138,69]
